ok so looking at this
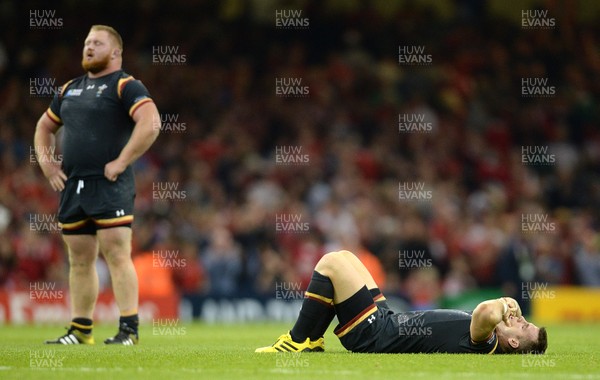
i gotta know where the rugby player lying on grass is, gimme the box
[256,250,547,354]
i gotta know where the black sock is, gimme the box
[71,317,93,334]
[290,271,334,343]
[308,305,336,341]
[120,314,139,334]
[369,288,389,309]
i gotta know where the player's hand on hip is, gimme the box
[104,159,127,182]
[41,162,67,191]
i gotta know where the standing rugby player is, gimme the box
[34,25,160,345]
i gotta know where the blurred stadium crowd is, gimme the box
[1,1,599,309]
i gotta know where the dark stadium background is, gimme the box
[1,0,599,323]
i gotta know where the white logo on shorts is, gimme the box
[116,209,125,217]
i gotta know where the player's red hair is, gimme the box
[90,25,123,50]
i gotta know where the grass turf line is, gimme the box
[0,323,598,380]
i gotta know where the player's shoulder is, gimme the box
[115,70,134,81]
[116,71,148,98]
[67,74,88,84]
[58,74,86,96]
[117,70,146,84]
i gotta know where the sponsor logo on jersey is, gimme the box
[65,88,82,96]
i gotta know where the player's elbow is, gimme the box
[470,302,498,343]
[472,301,490,316]
[136,112,160,142]
[145,110,161,140]
[472,301,498,327]
[147,119,160,141]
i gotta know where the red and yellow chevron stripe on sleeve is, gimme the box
[129,97,153,117]
[117,76,135,98]
[45,108,62,125]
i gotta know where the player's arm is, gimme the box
[470,297,522,343]
[34,112,67,191]
[104,101,160,182]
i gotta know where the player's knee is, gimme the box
[68,251,96,269]
[67,245,97,267]
[102,248,133,268]
[315,251,345,274]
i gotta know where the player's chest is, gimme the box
[61,82,122,113]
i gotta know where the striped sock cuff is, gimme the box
[71,318,93,333]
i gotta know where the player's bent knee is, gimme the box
[315,251,346,275]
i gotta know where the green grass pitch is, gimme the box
[0,322,598,380]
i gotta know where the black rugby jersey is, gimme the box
[377,309,499,354]
[46,70,153,179]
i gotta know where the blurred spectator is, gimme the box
[202,227,242,297]
[172,240,207,295]
[11,225,66,288]
[574,225,600,286]
[133,250,177,298]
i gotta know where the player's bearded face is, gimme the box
[81,51,111,73]
[81,31,117,74]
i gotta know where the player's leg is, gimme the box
[314,250,367,303]
[316,251,379,344]
[97,226,137,314]
[46,226,99,344]
[46,180,98,345]
[45,230,99,345]
[304,249,388,341]
[339,250,389,309]
[97,226,139,345]
[256,250,372,352]
[289,250,367,343]
[338,250,378,289]
[65,233,100,320]
[89,175,138,345]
